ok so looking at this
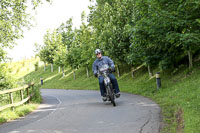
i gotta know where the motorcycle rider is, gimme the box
[92,49,120,101]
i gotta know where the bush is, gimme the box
[34,62,39,71]
[0,64,15,91]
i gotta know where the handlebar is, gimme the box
[98,68,115,76]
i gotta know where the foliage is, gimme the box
[88,0,134,64]
[38,15,96,70]
[56,18,74,68]
[87,0,200,70]
[0,0,50,107]
[0,0,51,61]
[128,0,200,69]
[0,64,15,91]
[0,47,7,62]
[35,0,200,79]
[67,12,96,69]
[34,61,39,71]
[39,29,60,64]
[57,18,74,51]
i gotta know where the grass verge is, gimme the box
[0,104,39,124]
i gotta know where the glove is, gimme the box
[94,73,98,77]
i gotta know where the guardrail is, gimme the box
[0,82,35,111]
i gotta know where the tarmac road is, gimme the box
[0,89,161,133]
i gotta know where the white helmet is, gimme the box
[95,49,101,54]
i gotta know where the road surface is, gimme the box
[0,89,161,133]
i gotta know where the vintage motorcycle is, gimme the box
[98,64,116,106]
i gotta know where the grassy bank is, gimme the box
[1,58,200,132]
[0,58,41,124]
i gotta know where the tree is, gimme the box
[0,64,15,91]
[38,45,49,71]
[53,33,66,76]
[88,0,136,76]
[0,0,51,61]
[56,18,74,76]
[65,29,82,80]
[42,29,59,72]
[78,12,96,77]
[57,18,74,51]
[128,0,200,72]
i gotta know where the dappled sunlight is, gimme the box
[149,75,156,80]
[132,64,144,73]
[118,64,145,80]
[58,71,73,80]
[117,72,131,80]
[36,103,55,109]
[35,108,57,112]
[44,73,60,82]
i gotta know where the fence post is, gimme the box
[31,83,34,101]
[20,90,24,101]
[0,82,35,112]
[27,87,30,103]
[9,92,14,111]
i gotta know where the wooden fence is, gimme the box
[0,82,35,111]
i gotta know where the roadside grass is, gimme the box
[0,104,38,124]
[1,58,200,133]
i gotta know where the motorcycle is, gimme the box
[98,64,116,107]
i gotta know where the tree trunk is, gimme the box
[62,67,65,77]
[188,51,193,69]
[86,66,89,78]
[51,63,53,72]
[44,62,46,72]
[116,65,120,77]
[73,70,76,80]
[148,65,153,77]
[58,66,61,73]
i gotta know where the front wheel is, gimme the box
[108,85,116,107]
